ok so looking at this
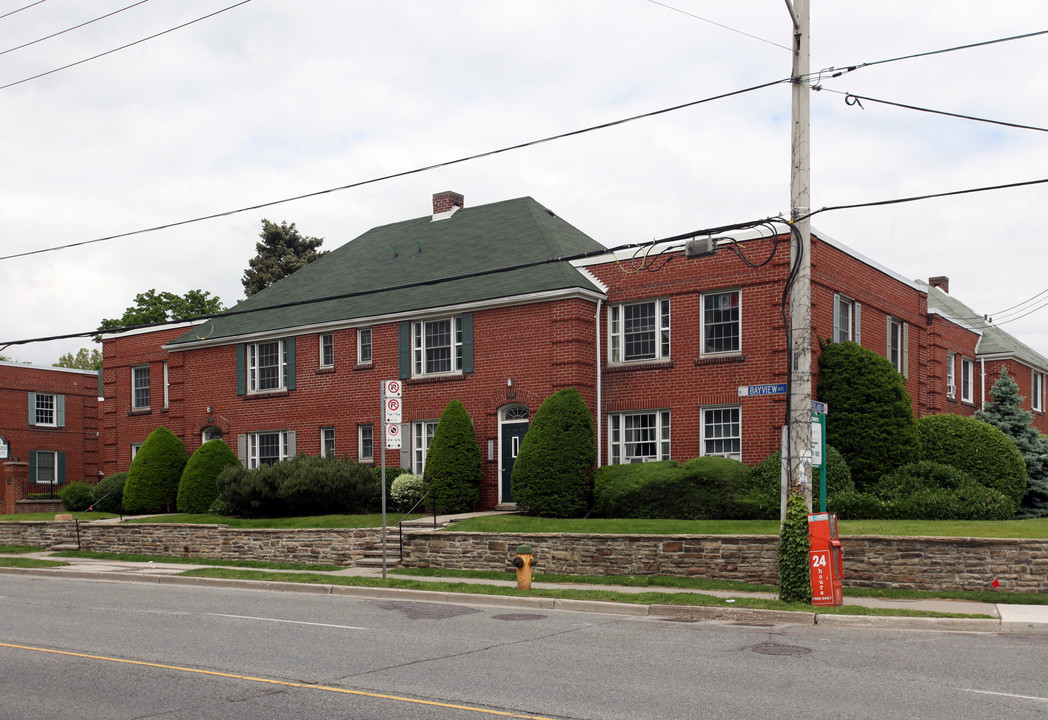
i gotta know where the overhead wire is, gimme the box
[0,0,152,57]
[646,0,791,52]
[0,0,47,21]
[827,89,1048,134]
[0,76,791,263]
[0,0,253,92]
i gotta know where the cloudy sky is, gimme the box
[2,0,1046,366]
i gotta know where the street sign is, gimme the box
[812,420,823,467]
[385,396,402,424]
[812,400,828,415]
[385,422,402,449]
[738,383,787,397]
[383,379,402,398]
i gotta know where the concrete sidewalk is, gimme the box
[4,549,1047,633]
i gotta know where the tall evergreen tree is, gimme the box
[976,368,1048,517]
[242,219,327,297]
[423,399,482,513]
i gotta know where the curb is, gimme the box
[0,565,1033,632]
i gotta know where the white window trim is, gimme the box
[701,289,741,356]
[1034,370,1045,413]
[413,318,462,377]
[247,430,294,468]
[608,298,671,364]
[34,450,57,484]
[357,327,373,365]
[833,294,861,344]
[248,340,288,393]
[131,365,150,411]
[961,357,974,403]
[130,442,142,461]
[886,317,909,377]
[608,410,671,465]
[358,424,374,462]
[320,426,335,457]
[163,362,170,410]
[946,352,956,399]
[413,420,439,474]
[319,333,334,368]
[701,405,742,461]
[33,392,58,427]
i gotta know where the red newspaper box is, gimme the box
[808,512,843,606]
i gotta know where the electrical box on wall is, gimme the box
[684,237,717,258]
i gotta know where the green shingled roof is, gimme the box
[170,197,606,345]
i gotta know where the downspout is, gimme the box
[980,357,986,409]
[595,298,603,467]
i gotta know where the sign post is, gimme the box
[380,380,403,578]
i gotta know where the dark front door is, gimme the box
[500,422,529,503]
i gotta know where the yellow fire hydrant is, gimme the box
[511,544,534,591]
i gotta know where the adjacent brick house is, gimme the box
[0,361,100,514]
[100,192,1048,509]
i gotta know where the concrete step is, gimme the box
[50,543,79,551]
[357,547,400,568]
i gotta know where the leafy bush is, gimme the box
[215,455,379,517]
[92,472,127,514]
[423,400,482,513]
[742,445,854,519]
[817,340,919,489]
[917,413,1027,514]
[777,494,811,603]
[390,474,424,511]
[368,466,410,512]
[512,387,595,518]
[60,481,94,512]
[829,490,887,520]
[592,457,751,519]
[122,427,188,514]
[177,440,240,513]
[206,496,235,516]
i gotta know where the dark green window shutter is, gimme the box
[28,450,37,480]
[28,392,36,426]
[285,337,296,390]
[57,452,66,484]
[236,344,246,395]
[56,395,65,428]
[398,322,411,379]
[461,313,474,374]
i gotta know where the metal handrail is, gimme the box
[73,488,119,551]
[397,491,436,561]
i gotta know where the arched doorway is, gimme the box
[498,404,529,505]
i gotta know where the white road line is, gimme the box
[964,689,1048,703]
[206,613,366,630]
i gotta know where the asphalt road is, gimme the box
[1,575,1047,720]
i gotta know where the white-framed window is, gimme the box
[413,318,462,376]
[248,340,289,392]
[319,333,334,368]
[202,427,222,443]
[132,365,150,410]
[413,420,439,475]
[359,424,374,462]
[702,406,742,460]
[247,430,293,468]
[702,290,740,355]
[961,357,974,403]
[163,362,170,410]
[358,328,372,364]
[32,450,57,484]
[30,392,58,427]
[608,411,670,464]
[833,294,861,344]
[1034,371,1046,413]
[946,351,956,399]
[321,427,335,457]
[131,442,142,461]
[887,317,908,376]
[609,299,670,363]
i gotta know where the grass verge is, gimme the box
[0,557,69,568]
[49,550,343,572]
[0,545,40,554]
[0,512,118,522]
[122,513,420,528]
[177,568,988,619]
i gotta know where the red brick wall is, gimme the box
[0,362,99,489]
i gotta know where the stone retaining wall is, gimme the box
[2,522,1046,593]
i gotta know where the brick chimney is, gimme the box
[432,191,464,220]
[929,276,950,294]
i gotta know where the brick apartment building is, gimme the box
[100,192,1048,510]
[0,361,100,514]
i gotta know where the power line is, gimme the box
[831,90,1048,134]
[0,0,47,21]
[0,0,253,92]
[0,0,151,57]
[647,0,791,51]
[0,76,791,262]
[0,217,783,347]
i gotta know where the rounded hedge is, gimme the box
[177,439,241,513]
[59,481,94,512]
[743,445,854,519]
[92,472,127,514]
[593,457,752,519]
[512,387,595,518]
[422,400,482,513]
[390,474,424,511]
[122,427,188,514]
[917,413,1027,514]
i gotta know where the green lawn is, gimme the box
[0,512,118,522]
[121,513,420,528]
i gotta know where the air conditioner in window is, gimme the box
[947,383,956,397]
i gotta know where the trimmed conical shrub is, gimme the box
[423,399,482,513]
[122,427,188,514]
[177,439,241,513]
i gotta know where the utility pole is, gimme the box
[784,0,813,514]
